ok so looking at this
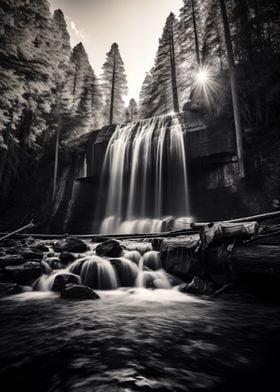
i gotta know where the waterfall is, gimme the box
[35,246,175,291]
[99,113,190,234]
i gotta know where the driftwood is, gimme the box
[0,222,34,242]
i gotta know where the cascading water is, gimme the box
[99,113,190,234]
[35,242,178,292]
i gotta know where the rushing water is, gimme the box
[99,114,190,234]
[1,291,280,392]
[34,239,176,292]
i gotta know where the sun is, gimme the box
[196,68,209,84]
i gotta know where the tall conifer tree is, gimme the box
[101,43,128,125]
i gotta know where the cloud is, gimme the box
[65,16,86,42]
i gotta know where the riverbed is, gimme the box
[0,290,280,392]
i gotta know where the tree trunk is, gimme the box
[200,222,259,249]
[52,96,62,202]
[73,61,79,96]
[219,0,245,178]
[109,47,116,125]
[229,245,280,276]
[190,0,201,65]
[52,126,60,201]
[169,19,180,113]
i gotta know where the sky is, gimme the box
[49,0,184,105]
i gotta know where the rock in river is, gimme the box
[61,284,100,300]
[0,254,25,268]
[96,239,123,257]
[0,282,23,297]
[52,273,81,292]
[53,237,89,253]
[180,276,215,296]
[59,252,76,265]
[4,262,43,284]
[22,249,44,260]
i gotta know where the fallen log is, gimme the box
[0,210,279,241]
[209,244,280,277]
[200,221,259,249]
[0,228,199,241]
[159,235,201,280]
[190,210,280,229]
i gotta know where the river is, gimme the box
[0,289,280,391]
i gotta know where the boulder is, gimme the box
[59,252,76,265]
[0,282,23,298]
[22,249,43,260]
[5,246,26,255]
[180,276,215,296]
[0,254,25,268]
[4,262,43,284]
[61,284,99,300]
[52,273,80,292]
[45,257,65,270]
[31,242,49,252]
[1,239,21,248]
[151,238,164,251]
[96,239,123,257]
[53,237,89,253]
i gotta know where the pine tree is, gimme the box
[125,98,138,122]
[139,71,154,119]
[68,42,103,139]
[177,1,202,107]
[101,43,128,125]
[139,13,180,118]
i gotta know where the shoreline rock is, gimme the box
[61,284,100,300]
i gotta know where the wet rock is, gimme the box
[4,262,43,284]
[96,239,123,257]
[22,249,43,260]
[0,254,25,268]
[1,239,21,248]
[110,258,138,286]
[31,242,49,252]
[123,250,142,265]
[52,273,80,292]
[25,236,35,243]
[45,257,65,270]
[53,237,89,253]
[180,276,215,296]
[61,284,99,300]
[0,282,23,297]
[59,252,76,265]
[5,246,26,255]
[143,251,161,270]
[41,260,53,274]
[151,238,164,251]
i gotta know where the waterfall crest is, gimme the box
[99,113,190,234]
